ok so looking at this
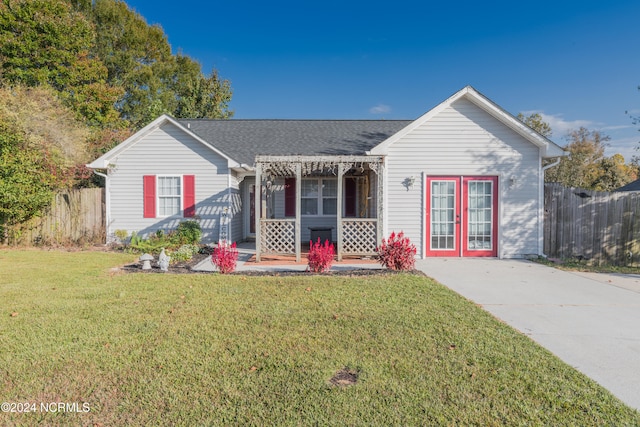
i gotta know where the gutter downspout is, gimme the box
[539,157,562,258]
[93,170,110,244]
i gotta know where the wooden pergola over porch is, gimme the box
[254,155,385,262]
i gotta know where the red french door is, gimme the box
[426,176,498,257]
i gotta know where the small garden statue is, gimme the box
[139,253,154,270]
[158,248,170,272]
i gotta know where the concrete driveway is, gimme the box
[415,258,640,411]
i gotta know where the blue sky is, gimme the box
[126,0,640,159]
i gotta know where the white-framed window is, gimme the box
[158,176,181,217]
[301,178,337,216]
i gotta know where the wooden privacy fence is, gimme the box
[5,188,105,246]
[544,183,640,266]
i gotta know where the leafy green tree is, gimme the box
[0,0,122,127]
[171,58,233,119]
[0,0,233,205]
[0,112,55,241]
[87,0,232,127]
[517,112,553,138]
[592,154,637,191]
[545,128,637,190]
[0,85,90,169]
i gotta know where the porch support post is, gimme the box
[376,160,385,248]
[295,163,302,262]
[336,163,344,261]
[255,162,262,262]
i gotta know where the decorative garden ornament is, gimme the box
[158,248,170,272]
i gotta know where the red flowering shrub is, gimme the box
[376,231,416,271]
[212,241,239,274]
[307,238,335,273]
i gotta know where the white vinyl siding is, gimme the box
[385,98,541,258]
[229,173,243,242]
[107,122,233,243]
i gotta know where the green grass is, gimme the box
[1,250,639,426]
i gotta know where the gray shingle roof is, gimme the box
[176,119,411,165]
[616,178,640,192]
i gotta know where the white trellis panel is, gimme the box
[342,219,377,255]
[260,219,296,254]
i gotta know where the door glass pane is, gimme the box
[467,181,493,250]
[431,181,456,250]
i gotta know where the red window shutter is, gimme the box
[345,177,356,217]
[143,175,156,218]
[183,175,196,217]
[284,177,295,217]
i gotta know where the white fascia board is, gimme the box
[86,114,241,169]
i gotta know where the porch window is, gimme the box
[301,178,337,216]
[158,176,181,216]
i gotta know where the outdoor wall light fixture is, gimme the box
[509,176,517,188]
[403,176,416,191]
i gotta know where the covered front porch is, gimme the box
[254,155,385,262]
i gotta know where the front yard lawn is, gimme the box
[1,250,638,426]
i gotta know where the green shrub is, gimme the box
[128,230,177,254]
[175,220,202,244]
[114,229,128,242]
[170,244,200,264]
[126,222,201,255]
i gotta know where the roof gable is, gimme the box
[369,86,566,158]
[87,114,240,169]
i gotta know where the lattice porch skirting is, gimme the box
[260,219,296,254]
[341,219,377,255]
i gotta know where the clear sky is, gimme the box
[125,0,640,159]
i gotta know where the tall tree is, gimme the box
[517,112,553,138]
[87,0,232,127]
[0,131,54,242]
[0,97,56,241]
[545,127,636,190]
[0,0,233,197]
[0,85,92,185]
[0,0,122,127]
[592,154,637,191]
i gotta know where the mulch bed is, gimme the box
[121,252,423,277]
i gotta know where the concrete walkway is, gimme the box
[415,258,640,411]
[193,242,383,273]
